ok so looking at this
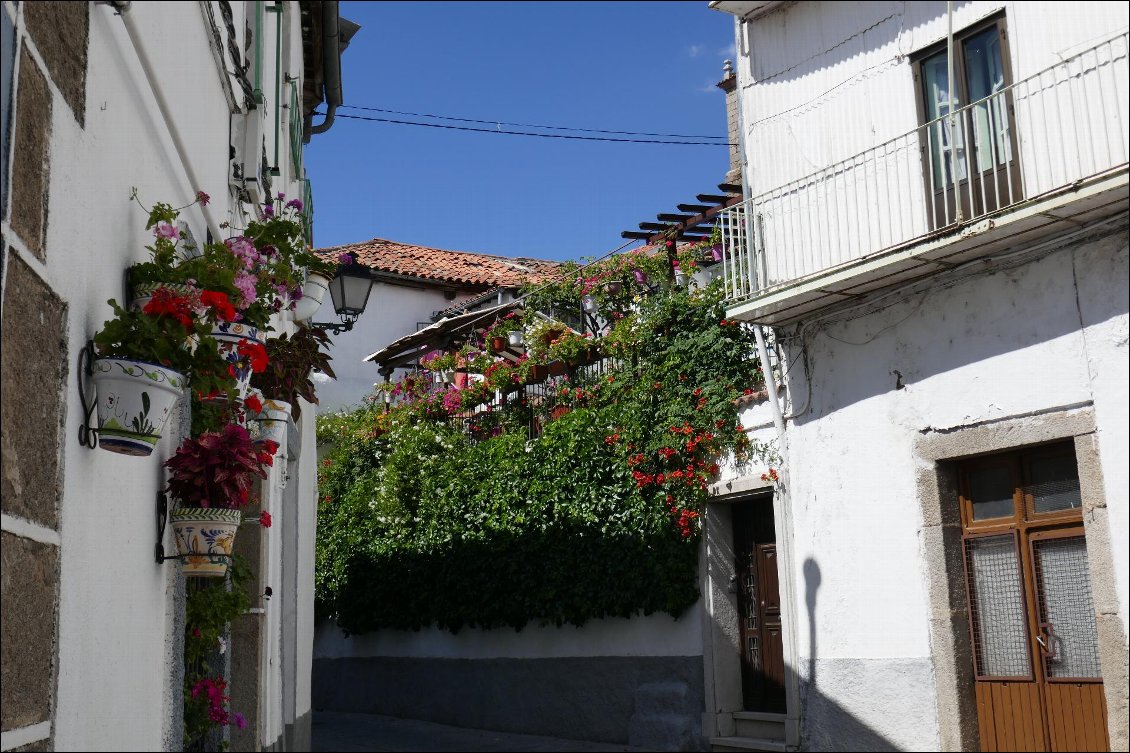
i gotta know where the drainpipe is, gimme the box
[252,1,265,104]
[734,15,802,748]
[111,4,223,240]
[947,0,961,221]
[267,1,282,174]
[309,1,341,135]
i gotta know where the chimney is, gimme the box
[716,60,741,187]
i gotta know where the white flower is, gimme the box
[217,636,227,655]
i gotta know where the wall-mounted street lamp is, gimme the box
[312,255,374,335]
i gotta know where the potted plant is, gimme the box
[547,329,597,368]
[164,423,275,577]
[91,288,236,456]
[248,324,335,419]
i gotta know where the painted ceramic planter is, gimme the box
[302,272,330,308]
[92,358,187,456]
[170,507,242,577]
[129,281,195,311]
[208,321,266,403]
[249,398,291,452]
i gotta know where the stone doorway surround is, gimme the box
[700,477,800,749]
[915,405,1128,751]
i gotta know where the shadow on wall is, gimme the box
[795,558,905,752]
[787,233,1129,424]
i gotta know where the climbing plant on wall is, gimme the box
[315,262,765,634]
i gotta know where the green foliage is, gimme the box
[249,324,335,418]
[316,279,762,635]
[183,555,253,747]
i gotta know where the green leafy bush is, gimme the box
[316,279,762,634]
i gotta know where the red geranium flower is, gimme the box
[237,340,269,373]
[200,290,236,322]
[244,394,263,415]
[258,511,272,528]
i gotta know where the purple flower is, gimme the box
[154,223,178,240]
[260,244,278,257]
[276,192,286,201]
[262,204,275,218]
[234,271,258,308]
[234,713,247,730]
[291,286,304,301]
[195,190,211,206]
[286,198,303,212]
[338,252,354,265]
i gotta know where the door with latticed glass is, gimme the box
[959,443,1109,752]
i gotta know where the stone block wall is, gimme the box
[1,3,88,750]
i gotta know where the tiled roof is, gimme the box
[316,237,563,288]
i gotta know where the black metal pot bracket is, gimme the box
[77,340,99,449]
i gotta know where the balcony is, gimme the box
[720,33,1129,325]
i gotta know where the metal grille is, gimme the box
[1024,477,1082,515]
[1033,537,1102,679]
[965,534,1032,677]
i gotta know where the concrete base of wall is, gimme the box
[313,655,705,750]
[800,658,939,752]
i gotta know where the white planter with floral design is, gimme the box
[129,281,195,311]
[208,322,266,403]
[170,507,242,578]
[249,398,291,452]
[92,357,187,456]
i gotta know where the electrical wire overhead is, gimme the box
[339,103,731,141]
[323,110,734,146]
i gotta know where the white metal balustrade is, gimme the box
[721,33,1129,305]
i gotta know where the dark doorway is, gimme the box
[733,496,785,713]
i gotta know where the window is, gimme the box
[913,14,1021,228]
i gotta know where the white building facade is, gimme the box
[710,1,1128,750]
[1,2,353,750]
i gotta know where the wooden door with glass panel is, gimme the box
[733,500,785,713]
[915,13,1022,230]
[959,442,1109,752]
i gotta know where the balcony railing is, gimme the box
[721,32,1129,305]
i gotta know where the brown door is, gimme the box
[959,443,1109,752]
[734,500,785,713]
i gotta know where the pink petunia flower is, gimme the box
[154,223,178,240]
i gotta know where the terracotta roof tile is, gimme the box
[316,237,562,288]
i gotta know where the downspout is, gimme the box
[947,0,961,221]
[309,0,341,135]
[267,1,282,173]
[252,1,264,104]
[112,4,223,240]
[733,13,802,748]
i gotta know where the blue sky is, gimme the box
[304,1,736,262]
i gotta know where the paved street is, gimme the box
[312,712,640,752]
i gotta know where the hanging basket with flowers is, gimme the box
[91,288,236,456]
[164,424,275,577]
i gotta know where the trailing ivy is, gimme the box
[316,278,763,634]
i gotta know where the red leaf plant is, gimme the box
[165,424,270,509]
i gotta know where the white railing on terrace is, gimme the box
[721,33,1129,302]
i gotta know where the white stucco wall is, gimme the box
[311,282,483,413]
[776,231,1128,747]
[314,608,703,661]
[0,3,317,749]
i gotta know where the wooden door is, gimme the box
[958,443,1109,752]
[734,500,785,713]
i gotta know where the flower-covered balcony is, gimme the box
[720,33,1129,325]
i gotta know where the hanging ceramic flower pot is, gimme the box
[248,398,291,452]
[301,272,331,308]
[129,281,195,312]
[603,280,623,295]
[170,507,242,578]
[527,363,549,384]
[209,321,267,403]
[91,357,187,456]
[489,336,507,353]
